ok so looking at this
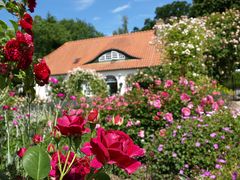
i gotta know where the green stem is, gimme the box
[4,111,11,165]
[62,151,71,174]
[60,154,77,180]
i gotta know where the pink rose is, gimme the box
[164,113,173,123]
[81,128,145,174]
[138,130,145,138]
[180,93,191,102]
[164,80,173,88]
[181,107,191,117]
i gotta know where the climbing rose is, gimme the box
[19,13,33,35]
[81,128,145,174]
[34,59,51,86]
[17,148,27,158]
[56,114,90,136]
[4,31,33,70]
[27,0,36,12]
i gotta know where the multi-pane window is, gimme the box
[98,51,126,61]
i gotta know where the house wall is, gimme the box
[35,69,138,99]
[99,69,137,95]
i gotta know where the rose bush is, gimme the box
[0,1,145,179]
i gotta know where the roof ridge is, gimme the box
[68,30,155,44]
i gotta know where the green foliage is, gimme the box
[33,14,104,59]
[151,110,240,178]
[154,16,211,80]
[23,146,51,180]
[65,68,108,97]
[190,0,240,17]
[113,16,129,35]
[155,1,191,21]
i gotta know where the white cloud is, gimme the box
[75,0,95,11]
[112,4,130,13]
[93,16,101,21]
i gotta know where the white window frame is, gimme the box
[98,51,126,61]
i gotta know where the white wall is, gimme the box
[100,69,137,95]
[35,69,138,99]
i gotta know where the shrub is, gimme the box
[151,109,240,179]
[65,67,108,97]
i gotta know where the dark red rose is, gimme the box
[49,151,90,180]
[34,59,51,86]
[87,109,99,123]
[17,147,27,158]
[27,0,36,12]
[32,134,43,144]
[19,13,33,35]
[0,63,8,75]
[4,31,33,70]
[81,128,145,174]
[56,114,90,136]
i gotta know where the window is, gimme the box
[98,50,126,61]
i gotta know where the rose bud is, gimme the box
[17,148,27,158]
[32,134,43,144]
[87,109,99,123]
[47,144,56,154]
[113,114,124,126]
[51,127,61,142]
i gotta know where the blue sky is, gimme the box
[0,0,192,35]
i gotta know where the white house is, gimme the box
[37,30,161,98]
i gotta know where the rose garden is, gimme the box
[0,0,240,179]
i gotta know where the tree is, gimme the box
[33,14,104,59]
[132,1,190,31]
[141,18,155,31]
[155,1,190,21]
[190,0,240,17]
[113,16,129,35]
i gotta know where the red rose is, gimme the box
[32,134,43,144]
[81,128,145,174]
[27,0,36,12]
[19,13,33,35]
[113,114,123,125]
[49,151,90,180]
[34,59,51,86]
[4,31,33,70]
[17,147,27,158]
[87,109,99,123]
[56,114,90,136]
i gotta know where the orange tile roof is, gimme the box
[45,30,161,75]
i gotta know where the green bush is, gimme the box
[151,110,240,179]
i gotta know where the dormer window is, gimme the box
[98,51,126,61]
